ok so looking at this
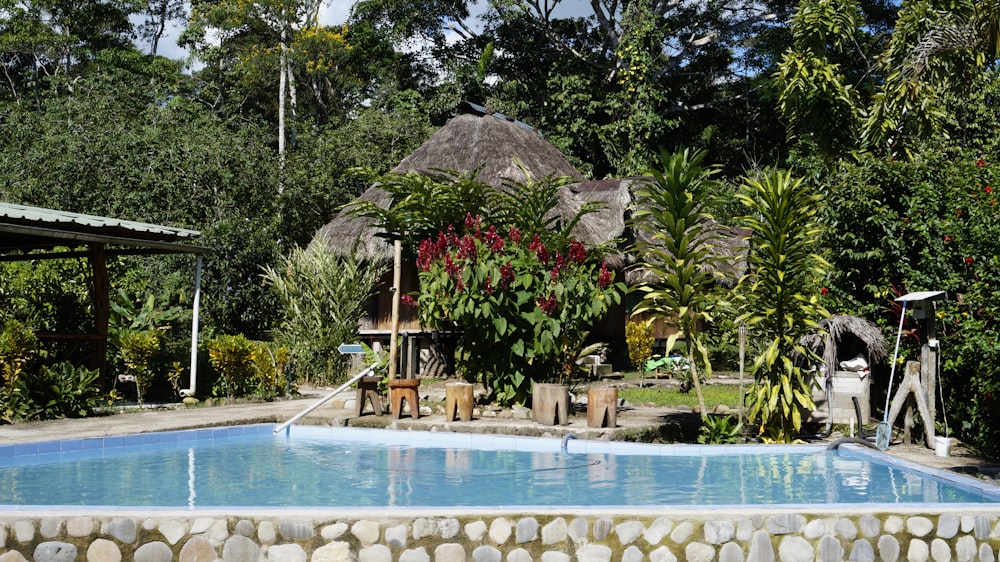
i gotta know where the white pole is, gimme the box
[183,255,203,398]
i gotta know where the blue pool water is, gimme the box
[1,424,998,509]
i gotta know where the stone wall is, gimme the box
[2,510,999,562]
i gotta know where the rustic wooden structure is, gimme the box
[388,378,421,419]
[0,203,208,391]
[587,386,618,428]
[445,382,474,421]
[532,383,570,426]
[354,376,383,416]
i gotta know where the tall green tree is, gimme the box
[774,0,866,156]
[630,148,730,419]
[737,169,830,442]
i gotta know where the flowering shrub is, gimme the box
[413,214,624,406]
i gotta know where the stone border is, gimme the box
[2,510,999,561]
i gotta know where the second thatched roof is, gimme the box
[801,315,890,375]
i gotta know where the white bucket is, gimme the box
[934,436,953,457]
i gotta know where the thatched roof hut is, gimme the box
[313,101,586,260]
[312,102,748,287]
[801,315,890,375]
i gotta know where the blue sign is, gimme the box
[337,343,365,355]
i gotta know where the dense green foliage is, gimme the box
[262,243,388,384]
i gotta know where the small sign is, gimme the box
[337,343,365,355]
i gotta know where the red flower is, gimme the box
[484,225,504,252]
[464,212,480,232]
[976,158,986,167]
[444,254,461,277]
[568,240,587,264]
[598,263,612,289]
[944,235,952,243]
[820,287,829,296]
[538,293,558,315]
[499,262,515,289]
[400,294,417,307]
[484,275,494,295]
[965,257,974,265]
[956,208,963,217]
[986,186,993,194]
[529,234,550,264]
[508,226,522,244]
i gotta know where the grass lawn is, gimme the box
[613,371,743,410]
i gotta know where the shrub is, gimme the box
[29,361,103,418]
[0,320,39,422]
[415,213,624,405]
[118,329,160,405]
[262,243,386,385]
[207,334,257,399]
[626,318,655,372]
[737,168,830,443]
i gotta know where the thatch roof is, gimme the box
[567,178,750,287]
[311,103,749,286]
[801,315,890,375]
[312,102,586,259]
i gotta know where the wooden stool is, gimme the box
[445,382,474,421]
[355,376,383,416]
[532,383,569,426]
[587,386,618,428]
[388,378,421,419]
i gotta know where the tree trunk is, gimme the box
[277,32,287,194]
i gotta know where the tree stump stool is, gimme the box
[388,378,421,419]
[587,386,618,428]
[445,382,474,421]
[532,383,569,426]
[355,376,383,416]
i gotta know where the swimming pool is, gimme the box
[2,424,998,510]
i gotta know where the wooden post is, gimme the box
[921,314,938,429]
[886,360,936,448]
[87,243,110,390]
[388,239,402,380]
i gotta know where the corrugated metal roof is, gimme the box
[0,202,206,257]
[0,203,200,239]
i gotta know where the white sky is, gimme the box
[150,0,593,65]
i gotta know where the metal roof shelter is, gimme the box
[0,202,209,394]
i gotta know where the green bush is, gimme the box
[262,243,386,385]
[0,320,39,422]
[207,334,257,399]
[415,213,624,406]
[118,329,160,405]
[29,361,103,419]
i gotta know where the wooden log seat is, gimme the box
[355,376,383,416]
[587,386,618,428]
[532,383,570,426]
[388,378,421,419]
[445,382,474,421]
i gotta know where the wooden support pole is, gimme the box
[87,243,110,389]
[886,360,936,448]
[388,239,402,380]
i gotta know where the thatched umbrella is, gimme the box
[801,315,890,376]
